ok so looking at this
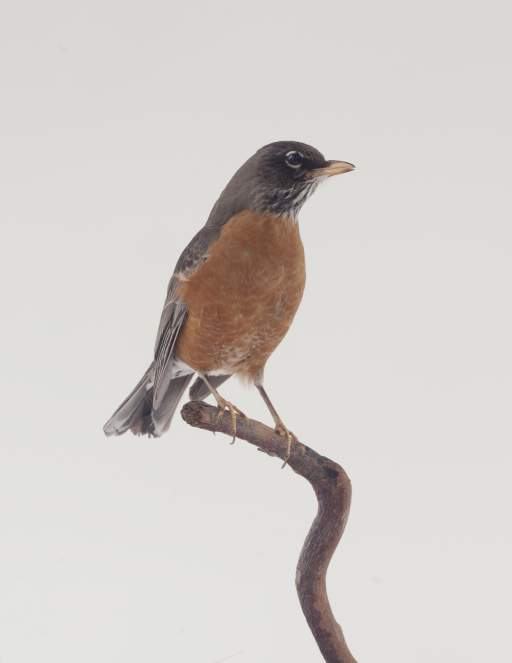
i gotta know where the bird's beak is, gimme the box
[312,160,355,178]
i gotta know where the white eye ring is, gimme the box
[285,150,304,169]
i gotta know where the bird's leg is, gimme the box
[198,373,245,444]
[256,384,296,467]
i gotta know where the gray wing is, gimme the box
[152,226,222,408]
[152,164,252,408]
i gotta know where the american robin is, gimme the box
[104,141,354,460]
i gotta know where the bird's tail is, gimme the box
[189,374,231,401]
[103,362,192,437]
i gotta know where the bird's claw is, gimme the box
[215,399,246,443]
[274,423,296,468]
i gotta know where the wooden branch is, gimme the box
[181,401,357,663]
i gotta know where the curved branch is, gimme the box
[181,401,357,663]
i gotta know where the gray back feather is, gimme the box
[151,153,260,404]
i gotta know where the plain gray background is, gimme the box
[1,1,511,661]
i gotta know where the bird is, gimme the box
[103,141,354,461]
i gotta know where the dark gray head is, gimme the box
[206,141,354,226]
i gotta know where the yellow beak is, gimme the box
[312,160,355,178]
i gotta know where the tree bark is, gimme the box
[181,401,357,663]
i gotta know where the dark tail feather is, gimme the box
[151,373,192,435]
[103,364,154,436]
[189,374,231,401]
[103,363,192,437]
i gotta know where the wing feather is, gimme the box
[152,225,222,408]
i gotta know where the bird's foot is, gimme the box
[274,422,297,468]
[215,398,246,443]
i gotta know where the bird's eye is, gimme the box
[284,150,304,169]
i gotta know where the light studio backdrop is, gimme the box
[1,1,511,661]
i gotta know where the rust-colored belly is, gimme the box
[175,210,306,380]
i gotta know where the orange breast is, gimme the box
[175,210,306,381]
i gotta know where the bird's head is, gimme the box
[250,141,354,217]
[207,140,354,226]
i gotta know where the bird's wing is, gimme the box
[152,225,222,408]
